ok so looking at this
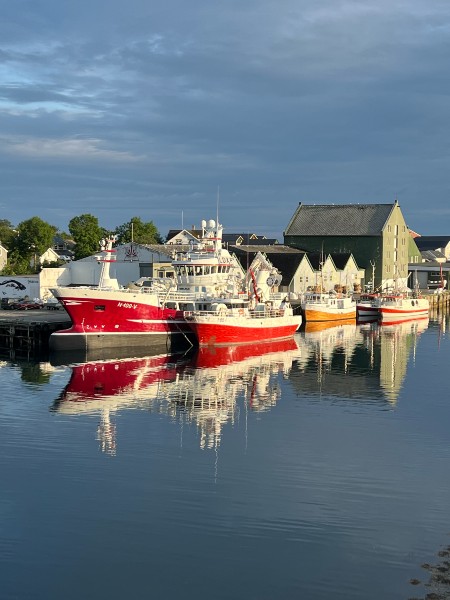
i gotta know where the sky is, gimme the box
[1,0,450,241]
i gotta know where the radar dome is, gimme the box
[208,219,216,228]
[201,220,206,228]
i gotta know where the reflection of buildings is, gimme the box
[51,339,303,454]
[294,318,429,405]
[378,317,429,402]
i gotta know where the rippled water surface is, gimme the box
[1,315,450,600]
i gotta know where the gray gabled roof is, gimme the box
[421,249,446,262]
[414,236,450,251]
[284,202,397,237]
[231,245,306,284]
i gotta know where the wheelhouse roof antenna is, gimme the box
[216,185,220,226]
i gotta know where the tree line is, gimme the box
[0,215,163,275]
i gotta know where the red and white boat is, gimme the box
[378,292,429,322]
[356,293,381,318]
[184,298,302,346]
[183,251,302,346]
[49,219,248,351]
[50,218,298,350]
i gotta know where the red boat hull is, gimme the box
[185,319,301,346]
[49,290,192,351]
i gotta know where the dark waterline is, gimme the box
[1,315,450,600]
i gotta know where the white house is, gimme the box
[165,228,202,246]
[39,247,61,265]
[0,243,7,272]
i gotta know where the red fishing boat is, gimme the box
[50,218,301,350]
[50,219,246,351]
[184,252,302,346]
[378,292,429,322]
[184,300,301,346]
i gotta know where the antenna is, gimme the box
[216,185,220,226]
[181,210,184,230]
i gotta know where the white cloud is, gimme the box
[0,136,140,162]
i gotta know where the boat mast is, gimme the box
[98,236,119,289]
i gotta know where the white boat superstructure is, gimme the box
[301,292,356,322]
[378,292,429,322]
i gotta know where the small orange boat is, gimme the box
[302,292,356,322]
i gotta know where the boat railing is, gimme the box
[184,306,289,320]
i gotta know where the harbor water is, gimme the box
[1,313,450,599]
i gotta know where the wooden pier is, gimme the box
[0,309,71,359]
[427,290,450,312]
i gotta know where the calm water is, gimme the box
[1,314,450,600]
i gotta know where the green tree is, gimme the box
[114,217,163,245]
[12,217,58,273]
[1,249,30,275]
[69,214,105,260]
[0,219,16,249]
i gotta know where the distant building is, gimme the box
[284,201,419,291]
[52,235,75,261]
[0,243,7,272]
[413,236,450,260]
[232,245,365,295]
[166,227,278,247]
[67,243,175,286]
[165,228,203,246]
[38,247,61,265]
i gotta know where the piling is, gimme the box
[0,309,71,359]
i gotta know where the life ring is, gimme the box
[238,308,244,316]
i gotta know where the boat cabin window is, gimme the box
[179,302,195,311]
[165,302,178,309]
[94,305,106,311]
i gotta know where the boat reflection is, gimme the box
[377,317,429,402]
[295,318,429,405]
[51,338,303,454]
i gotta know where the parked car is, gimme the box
[1,298,20,310]
[44,297,62,310]
[12,300,44,310]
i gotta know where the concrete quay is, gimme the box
[0,308,71,358]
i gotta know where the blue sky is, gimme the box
[1,0,450,240]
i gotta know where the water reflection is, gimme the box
[51,338,303,453]
[295,317,429,405]
[49,318,431,454]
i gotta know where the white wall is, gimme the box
[39,268,72,300]
[0,275,40,300]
